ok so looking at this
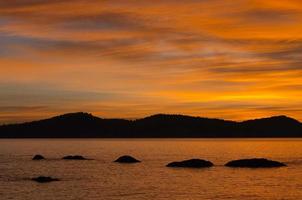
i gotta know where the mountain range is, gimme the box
[0,112,301,138]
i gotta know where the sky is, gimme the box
[1,0,302,123]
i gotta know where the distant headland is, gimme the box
[0,112,301,138]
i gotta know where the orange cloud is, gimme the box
[1,0,302,123]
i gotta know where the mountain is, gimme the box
[0,112,301,138]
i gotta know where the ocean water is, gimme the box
[0,139,301,200]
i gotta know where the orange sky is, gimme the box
[1,0,302,123]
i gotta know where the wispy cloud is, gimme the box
[1,0,302,122]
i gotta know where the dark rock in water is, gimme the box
[166,159,214,168]
[114,155,141,163]
[32,176,59,183]
[225,158,286,168]
[32,155,45,160]
[62,155,88,160]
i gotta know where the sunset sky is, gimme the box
[1,0,302,123]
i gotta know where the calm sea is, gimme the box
[0,139,301,200]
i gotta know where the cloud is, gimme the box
[210,64,302,74]
[0,0,67,8]
[0,106,47,112]
[237,8,298,25]
[1,0,302,122]
[0,82,134,105]
[60,12,147,31]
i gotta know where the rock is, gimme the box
[32,155,45,160]
[114,155,141,163]
[225,158,286,168]
[32,176,59,183]
[62,155,88,160]
[166,159,214,168]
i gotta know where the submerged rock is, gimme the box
[114,155,141,163]
[32,155,45,160]
[62,155,88,160]
[225,158,286,168]
[166,159,214,168]
[32,176,59,183]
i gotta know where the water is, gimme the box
[0,139,301,200]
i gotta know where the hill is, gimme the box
[0,112,301,138]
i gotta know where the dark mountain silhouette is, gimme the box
[0,112,301,138]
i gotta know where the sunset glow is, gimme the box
[1,0,302,122]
